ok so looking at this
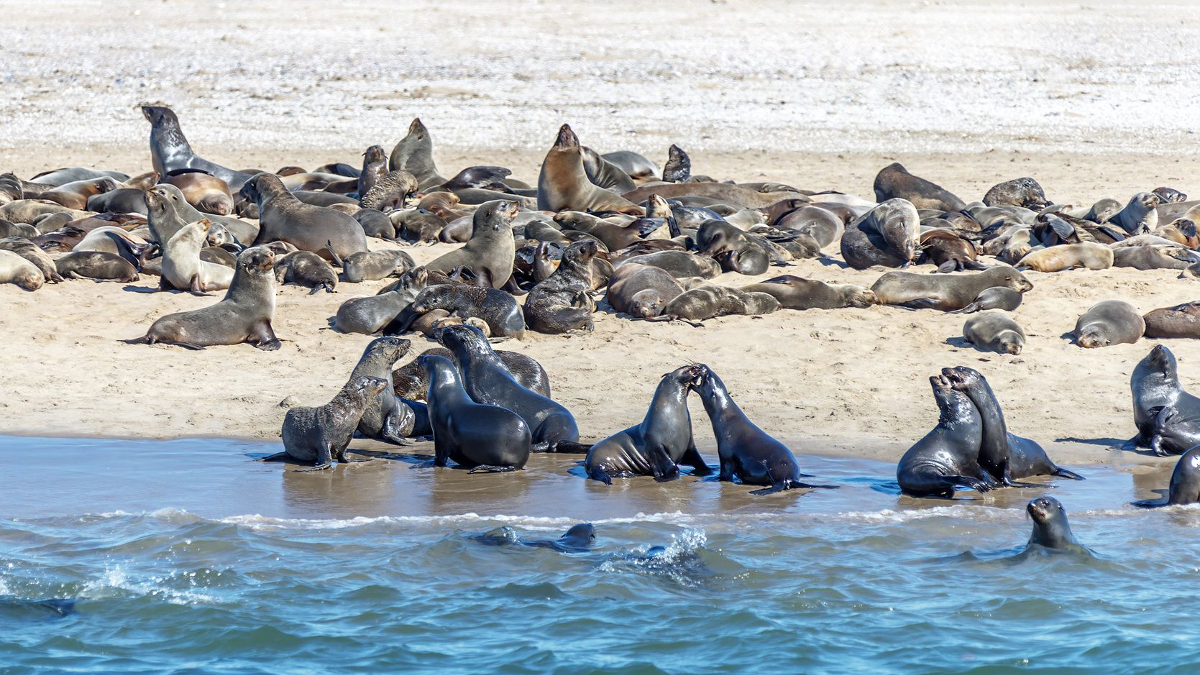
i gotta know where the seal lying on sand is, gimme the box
[872,266,1032,311]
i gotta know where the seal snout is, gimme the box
[1027,496,1058,523]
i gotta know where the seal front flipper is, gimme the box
[587,465,614,485]
[258,451,290,462]
[1052,466,1085,480]
[551,440,594,454]
[679,445,714,476]
[1130,498,1168,508]
[898,298,941,310]
[646,446,680,483]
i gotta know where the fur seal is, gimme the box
[1152,187,1188,204]
[425,200,517,288]
[267,376,387,471]
[1025,496,1086,553]
[336,249,415,283]
[161,219,234,293]
[918,229,986,272]
[1108,192,1160,235]
[128,247,280,350]
[944,367,1083,483]
[0,237,61,283]
[391,208,446,243]
[335,267,427,335]
[420,354,532,471]
[1074,300,1144,348]
[1129,345,1200,456]
[165,171,235,215]
[474,523,596,552]
[1132,448,1200,507]
[525,240,600,334]
[693,364,836,494]
[398,283,525,338]
[38,177,118,211]
[388,118,447,190]
[983,178,1049,209]
[359,170,418,211]
[437,325,579,452]
[581,146,637,194]
[584,365,712,484]
[392,346,551,401]
[358,145,388,197]
[1017,242,1114,272]
[873,163,965,211]
[615,249,720,279]
[0,250,43,290]
[696,220,775,275]
[605,263,685,318]
[841,199,920,269]
[347,337,416,445]
[661,144,691,182]
[658,285,780,323]
[55,251,139,282]
[962,311,1026,355]
[896,374,996,498]
[950,286,1024,314]
[241,174,368,261]
[1144,302,1200,339]
[1113,244,1198,271]
[602,151,659,182]
[537,125,643,215]
[771,205,844,249]
[274,251,337,294]
[141,105,256,190]
[740,275,875,310]
[871,266,1032,311]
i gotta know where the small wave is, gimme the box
[79,565,220,606]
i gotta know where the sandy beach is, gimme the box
[3,0,1200,473]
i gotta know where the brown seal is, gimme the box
[740,275,875,310]
[873,163,966,212]
[141,104,256,190]
[524,240,601,334]
[983,178,1049,209]
[424,200,518,288]
[55,251,139,282]
[605,263,686,318]
[164,171,235,216]
[241,173,368,261]
[1075,300,1144,348]
[388,118,447,190]
[0,250,44,290]
[656,284,780,322]
[1016,242,1114,272]
[39,177,119,210]
[536,124,644,215]
[1144,302,1200,339]
[871,265,1033,311]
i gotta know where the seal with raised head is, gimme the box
[474,523,596,552]
[127,246,280,350]
[950,286,1024,314]
[358,145,388,197]
[1025,496,1087,553]
[584,364,713,484]
[1128,345,1200,456]
[141,105,256,190]
[739,275,875,310]
[873,163,965,212]
[537,124,644,215]
[944,366,1083,482]
[872,265,1033,311]
[962,312,1026,355]
[1132,448,1200,507]
[983,178,1049,209]
[347,337,416,445]
[265,376,387,471]
[525,240,601,334]
[241,173,368,261]
[692,364,836,494]
[161,219,234,293]
[388,118,447,190]
[438,324,580,452]
[420,354,531,472]
[336,267,427,335]
[1107,192,1160,235]
[424,200,518,288]
[841,198,920,269]
[1074,300,1144,348]
[392,346,550,401]
[896,374,997,498]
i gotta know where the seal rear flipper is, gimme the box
[949,302,980,315]
[587,466,614,485]
[159,340,207,351]
[897,298,941,310]
[551,440,594,454]
[258,451,290,462]
[296,462,332,472]
[1052,466,1085,480]
[748,485,784,496]
[789,481,839,490]
[1130,498,1168,508]
[946,475,991,493]
[324,241,344,268]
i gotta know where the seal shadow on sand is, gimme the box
[1055,436,1159,456]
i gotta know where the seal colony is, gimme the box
[2,106,1197,515]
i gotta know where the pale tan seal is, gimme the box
[1016,242,1114,272]
[0,250,44,291]
[161,219,234,293]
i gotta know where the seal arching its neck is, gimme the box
[419,354,471,404]
[141,105,193,174]
[389,118,445,189]
[694,365,747,433]
[644,366,695,432]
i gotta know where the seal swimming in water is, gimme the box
[437,324,580,452]
[943,367,1083,482]
[584,364,713,484]
[265,375,387,471]
[1128,345,1200,456]
[474,523,596,552]
[419,354,531,472]
[1131,447,1200,507]
[241,173,368,261]
[692,364,837,495]
[127,247,280,350]
[896,374,997,498]
[873,163,965,212]
[537,124,644,215]
[1074,300,1144,349]
[1024,496,1087,553]
[872,265,1032,311]
[347,337,416,446]
[962,312,1026,355]
[141,104,256,190]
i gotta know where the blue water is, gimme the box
[1,436,1198,674]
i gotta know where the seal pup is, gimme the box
[536,124,643,215]
[841,199,920,269]
[388,118,447,190]
[1113,245,1198,271]
[983,178,1049,209]
[962,311,1026,355]
[359,170,418,211]
[0,250,44,290]
[944,367,1083,482]
[873,163,965,212]
[337,249,415,283]
[525,240,601,334]
[347,337,416,446]
[896,374,996,498]
[871,266,1032,311]
[164,170,235,215]
[690,364,835,494]
[605,263,686,318]
[1074,300,1144,348]
[1025,496,1087,553]
[1128,345,1200,456]
[474,523,596,552]
[1144,302,1200,339]
[696,219,775,275]
[1131,448,1200,507]
[161,219,234,293]
[127,247,280,350]
[274,251,338,294]
[358,144,388,197]
[661,144,691,182]
[950,286,1024,314]
[419,354,531,471]
[584,365,713,484]
[140,104,256,190]
[437,325,579,452]
[656,285,780,323]
[739,275,875,310]
[1152,187,1188,204]
[424,200,518,288]
[241,173,368,261]
[55,251,139,282]
[265,376,387,471]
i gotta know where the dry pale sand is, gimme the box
[2,0,1199,475]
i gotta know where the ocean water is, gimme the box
[1,435,1198,674]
